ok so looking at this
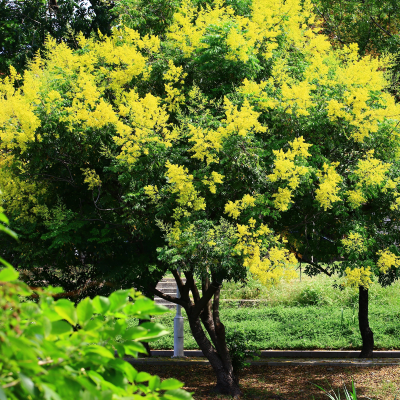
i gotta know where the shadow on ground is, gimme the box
[138,364,400,399]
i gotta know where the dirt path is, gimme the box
[138,364,400,399]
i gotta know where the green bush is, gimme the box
[225,329,259,375]
[0,209,192,400]
[0,265,193,400]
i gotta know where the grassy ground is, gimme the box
[135,273,400,350]
[137,364,400,399]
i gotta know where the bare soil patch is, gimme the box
[138,364,400,399]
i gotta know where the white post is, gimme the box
[173,269,185,358]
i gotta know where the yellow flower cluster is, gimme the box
[168,0,315,63]
[0,67,40,151]
[233,221,297,286]
[341,232,366,255]
[188,124,223,165]
[224,194,256,219]
[342,152,391,208]
[114,92,171,165]
[346,189,367,209]
[0,155,47,223]
[344,266,372,288]
[269,137,312,211]
[163,60,187,112]
[202,171,224,194]
[188,98,266,165]
[165,162,206,218]
[281,81,316,116]
[354,151,390,188]
[376,249,400,274]
[144,185,159,203]
[325,47,400,143]
[81,169,102,190]
[222,98,267,137]
[315,163,342,210]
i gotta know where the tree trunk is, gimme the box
[151,270,241,397]
[186,311,241,397]
[359,285,374,358]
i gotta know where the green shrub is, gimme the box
[0,209,192,400]
[0,265,193,400]
[225,329,259,376]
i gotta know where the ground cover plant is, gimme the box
[145,273,400,350]
[3,0,400,395]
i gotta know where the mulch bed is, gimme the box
[138,364,400,399]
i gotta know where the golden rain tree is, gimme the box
[1,0,400,394]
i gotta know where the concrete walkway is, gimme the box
[125,350,400,367]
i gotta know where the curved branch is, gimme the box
[295,253,332,277]
[150,288,187,308]
[192,282,220,319]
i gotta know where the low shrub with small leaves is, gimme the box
[225,329,259,375]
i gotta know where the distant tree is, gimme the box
[313,0,400,95]
[0,0,115,74]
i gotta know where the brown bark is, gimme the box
[359,285,374,358]
[150,271,241,397]
[187,308,241,397]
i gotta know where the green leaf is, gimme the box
[77,298,94,326]
[0,257,14,270]
[163,389,194,400]
[0,266,19,282]
[87,370,106,386]
[84,345,114,359]
[0,224,18,240]
[18,373,35,396]
[107,359,137,383]
[129,297,169,316]
[160,379,184,390]
[92,296,110,314]
[54,299,77,325]
[42,384,62,400]
[43,316,52,338]
[0,212,9,224]
[108,290,129,312]
[123,341,147,356]
[84,316,104,331]
[135,372,151,383]
[136,322,170,341]
[121,326,148,341]
[114,343,125,358]
[0,386,7,400]
[148,375,160,391]
[51,320,73,336]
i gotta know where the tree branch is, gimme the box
[172,268,187,299]
[183,270,200,303]
[150,288,187,308]
[192,282,220,319]
[370,15,393,37]
[295,253,332,276]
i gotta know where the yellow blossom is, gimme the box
[344,267,372,288]
[376,249,400,274]
[315,163,342,210]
